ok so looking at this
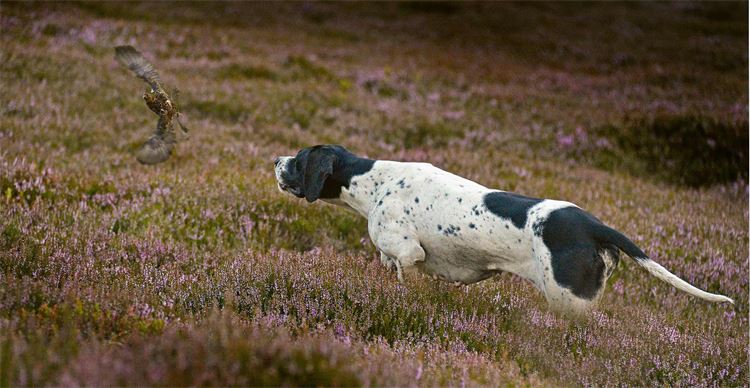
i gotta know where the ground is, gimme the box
[0,2,747,386]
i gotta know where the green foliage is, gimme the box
[1,55,68,82]
[1,223,22,250]
[187,98,247,122]
[287,95,319,129]
[217,64,277,81]
[110,217,131,234]
[0,2,747,386]
[60,132,94,153]
[41,24,62,36]
[79,180,117,197]
[363,79,406,99]
[400,1,462,14]
[589,114,748,187]
[0,317,80,386]
[284,55,336,81]
[400,120,464,149]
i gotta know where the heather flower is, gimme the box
[0,2,746,386]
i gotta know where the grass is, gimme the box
[569,114,749,187]
[0,1,747,386]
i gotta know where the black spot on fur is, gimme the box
[437,225,442,231]
[442,224,460,236]
[540,206,614,300]
[415,197,420,203]
[532,219,545,236]
[469,223,475,228]
[483,191,542,229]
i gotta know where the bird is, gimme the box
[114,45,189,165]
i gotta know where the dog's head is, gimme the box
[274,144,369,203]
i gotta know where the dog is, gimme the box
[274,144,734,314]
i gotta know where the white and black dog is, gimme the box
[274,145,734,314]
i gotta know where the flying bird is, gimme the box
[114,45,189,165]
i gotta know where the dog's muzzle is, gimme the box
[274,156,303,197]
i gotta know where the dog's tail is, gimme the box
[591,223,734,304]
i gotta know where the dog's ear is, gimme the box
[301,147,336,202]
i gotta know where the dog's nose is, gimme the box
[274,157,281,167]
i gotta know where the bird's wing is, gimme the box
[136,117,176,165]
[136,135,174,165]
[115,45,187,165]
[115,45,162,91]
[171,88,189,135]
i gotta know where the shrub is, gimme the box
[579,114,748,187]
[217,64,277,81]
[401,120,464,149]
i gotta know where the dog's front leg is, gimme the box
[379,251,405,282]
[370,226,425,282]
[379,251,402,280]
[379,251,391,268]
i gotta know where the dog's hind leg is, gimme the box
[551,250,619,316]
[378,251,406,282]
[533,237,616,316]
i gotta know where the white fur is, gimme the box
[336,161,609,313]
[636,260,734,304]
[276,156,733,314]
